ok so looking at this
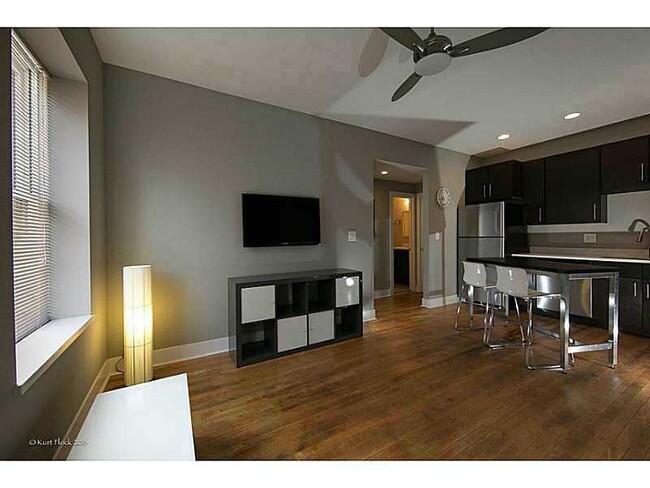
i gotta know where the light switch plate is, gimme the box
[347,230,357,242]
[583,233,597,243]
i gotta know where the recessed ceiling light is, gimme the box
[380,170,389,175]
[564,112,582,120]
[497,134,510,140]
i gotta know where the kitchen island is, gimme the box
[466,256,619,373]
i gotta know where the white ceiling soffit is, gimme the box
[374,159,424,184]
[92,28,650,155]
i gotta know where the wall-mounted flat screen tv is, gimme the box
[242,193,321,247]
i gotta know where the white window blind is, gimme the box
[11,31,51,343]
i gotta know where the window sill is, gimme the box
[15,314,94,394]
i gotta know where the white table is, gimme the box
[68,373,196,460]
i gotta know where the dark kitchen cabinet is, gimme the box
[465,167,489,205]
[465,161,522,205]
[544,147,607,224]
[522,159,545,225]
[619,277,644,333]
[601,136,650,194]
[488,160,523,201]
[642,279,650,335]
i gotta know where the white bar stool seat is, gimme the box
[488,266,574,370]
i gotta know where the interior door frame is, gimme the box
[416,192,423,292]
[389,191,417,296]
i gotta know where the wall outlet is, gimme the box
[347,230,357,242]
[583,233,597,244]
[435,232,441,241]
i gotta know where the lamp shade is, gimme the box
[123,265,153,386]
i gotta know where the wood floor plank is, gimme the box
[105,292,650,460]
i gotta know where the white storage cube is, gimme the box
[335,276,359,307]
[241,285,275,324]
[308,310,334,345]
[277,315,308,352]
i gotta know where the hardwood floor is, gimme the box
[106,292,650,460]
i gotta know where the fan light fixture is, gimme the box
[415,52,452,76]
[497,134,511,140]
[564,112,581,120]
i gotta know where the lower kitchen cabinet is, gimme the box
[591,266,649,337]
[644,280,650,333]
[619,277,644,333]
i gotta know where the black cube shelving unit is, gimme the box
[276,281,308,318]
[228,269,362,367]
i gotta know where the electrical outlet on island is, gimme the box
[583,233,597,244]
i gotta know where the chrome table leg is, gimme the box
[608,272,619,369]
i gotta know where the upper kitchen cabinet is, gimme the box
[601,136,650,194]
[465,166,489,205]
[545,147,607,224]
[522,159,545,225]
[465,160,522,205]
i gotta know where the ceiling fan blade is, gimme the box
[391,73,422,102]
[380,28,426,53]
[450,28,548,57]
[359,29,389,77]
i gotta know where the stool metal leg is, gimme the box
[454,284,467,333]
[455,284,487,334]
[483,291,524,350]
[525,298,568,371]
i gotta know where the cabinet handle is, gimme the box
[646,283,649,299]
[593,203,597,221]
[488,183,492,198]
[483,184,486,199]
[538,207,542,223]
[642,162,646,182]
[633,281,637,297]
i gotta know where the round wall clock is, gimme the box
[436,187,451,208]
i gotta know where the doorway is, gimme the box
[390,192,417,295]
[373,160,426,311]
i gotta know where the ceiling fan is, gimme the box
[380,28,549,101]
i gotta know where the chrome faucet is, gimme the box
[628,218,650,243]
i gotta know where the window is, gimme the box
[11,31,51,343]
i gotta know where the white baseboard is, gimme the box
[363,309,377,322]
[105,336,231,377]
[373,289,392,299]
[422,294,459,309]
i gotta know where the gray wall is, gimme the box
[103,65,457,356]
[0,28,106,460]
[428,148,472,298]
[475,115,650,235]
[373,179,418,292]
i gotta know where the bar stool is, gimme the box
[455,261,497,333]
[488,266,574,370]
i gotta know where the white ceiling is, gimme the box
[91,28,650,155]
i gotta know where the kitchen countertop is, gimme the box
[512,253,650,265]
[467,256,619,274]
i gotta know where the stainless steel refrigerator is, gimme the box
[457,202,527,306]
